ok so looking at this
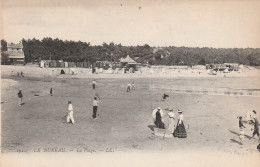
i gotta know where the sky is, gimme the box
[1,0,260,48]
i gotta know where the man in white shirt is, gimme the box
[67,101,75,125]
[92,97,100,119]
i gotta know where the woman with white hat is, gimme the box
[167,108,175,135]
[174,109,187,138]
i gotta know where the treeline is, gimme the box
[151,46,260,66]
[1,38,260,66]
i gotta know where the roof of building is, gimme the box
[120,55,137,64]
[7,43,23,49]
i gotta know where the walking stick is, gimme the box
[163,127,167,140]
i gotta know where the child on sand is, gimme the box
[132,82,135,90]
[67,101,75,125]
[17,89,23,106]
[162,93,169,101]
[239,116,246,144]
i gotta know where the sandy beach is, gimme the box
[1,65,260,157]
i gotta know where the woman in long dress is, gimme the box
[174,109,187,138]
[167,109,175,135]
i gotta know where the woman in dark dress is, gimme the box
[174,109,187,138]
[155,109,164,128]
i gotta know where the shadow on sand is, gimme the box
[230,139,242,145]
[228,129,252,139]
[148,125,156,131]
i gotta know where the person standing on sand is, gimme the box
[174,110,187,138]
[252,118,259,139]
[132,82,135,90]
[126,83,131,92]
[155,108,164,128]
[167,109,175,135]
[92,97,100,119]
[67,101,75,125]
[246,110,252,124]
[50,88,53,96]
[152,107,165,126]
[92,79,96,90]
[17,89,23,106]
[239,116,246,144]
[251,110,257,123]
[257,143,260,152]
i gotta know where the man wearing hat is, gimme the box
[17,89,23,106]
[238,116,246,144]
[67,101,75,125]
[252,110,257,120]
[249,110,258,125]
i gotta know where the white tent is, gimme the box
[120,55,137,64]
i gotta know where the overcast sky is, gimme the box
[1,0,260,48]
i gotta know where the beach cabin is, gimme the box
[224,63,239,71]
[64,62,69,68]
[39,60,51,68]
[120,55,140,71]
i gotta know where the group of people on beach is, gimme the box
[66,79,101,125]
[126,82,135,92]
[12,71,24,77]
[239,110,259,144]
[17,79,101,125]
[16,76,259,148]
[152,107,187,138]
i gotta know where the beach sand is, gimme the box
[1,65,260,157]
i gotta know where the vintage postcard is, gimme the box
[1,0,260,166]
